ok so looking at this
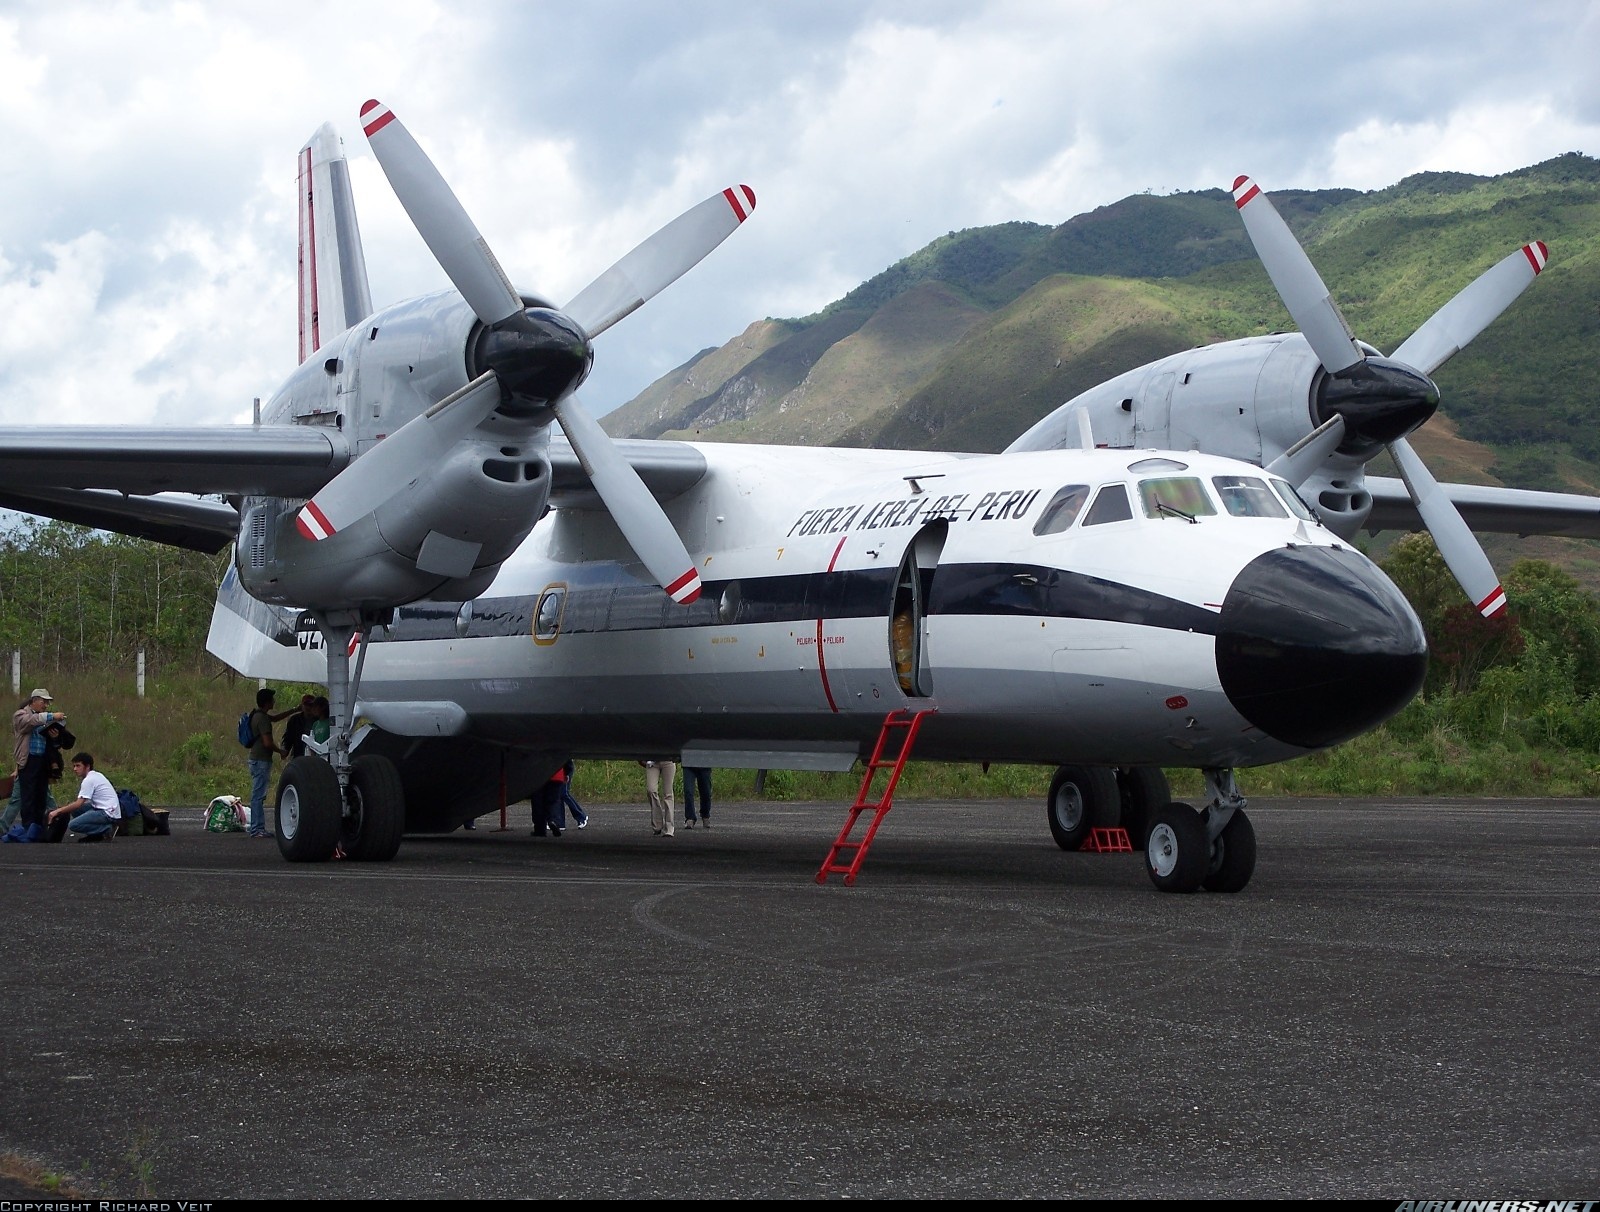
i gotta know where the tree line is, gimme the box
[0,518,229,676]
[2,517,1599,750]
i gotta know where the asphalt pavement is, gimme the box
[1,794,1597,1199]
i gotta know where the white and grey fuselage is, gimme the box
[210,439,1426,823]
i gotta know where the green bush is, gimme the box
[172,732,213,772]
[760,769,798,800]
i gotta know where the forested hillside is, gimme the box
[604,154,1600,489]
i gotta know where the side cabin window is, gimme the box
[1032,485,1091,536]
[534,585,567,644]
[1139,476,1216,521]
[1082,483,1133,526]
[1213,475,1288,518]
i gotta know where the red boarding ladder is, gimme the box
[816,709,931,886]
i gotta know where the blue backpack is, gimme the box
[237,710,255,748]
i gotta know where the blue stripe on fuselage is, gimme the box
[357,562,1220,643]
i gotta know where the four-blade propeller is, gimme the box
[1232,175,1546,618]
[297,99,759,605]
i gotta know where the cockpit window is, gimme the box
[1213,475,1289,518]
[1269,477,1318,521]
[1032,484,1090,535]
[1082,483,1133,526]
[1139,476,1217,522]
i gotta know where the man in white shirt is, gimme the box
[46,752,122,843]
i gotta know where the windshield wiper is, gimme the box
[1153,499,1197,524]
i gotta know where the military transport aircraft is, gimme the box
[0,104,1444,894]
[1008,174,1600,620]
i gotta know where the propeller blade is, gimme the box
[1263,414,1345,489]
[296,373,502,542]
[1388,242,1549,376]
[551,395,701,603]
[361,100,525,327]
[563,186,757,340]
[1231,176,1364,374]
[1390,437,1507,617]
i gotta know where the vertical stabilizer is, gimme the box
[297,123,374,364]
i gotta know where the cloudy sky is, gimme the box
[2,0,1597,430]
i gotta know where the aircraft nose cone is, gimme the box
[1216,545,1427,749]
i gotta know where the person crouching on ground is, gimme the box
[46,752,121,843]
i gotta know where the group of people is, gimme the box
[4,688,123,843]
[242,687,331,839]
[517,759,715,839]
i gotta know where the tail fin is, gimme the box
[297,123,374,363]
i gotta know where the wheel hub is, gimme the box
[1148,822,1178,878]
[280,786,301,840]
[1052,786,1085,832]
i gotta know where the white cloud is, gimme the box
[0,0,1596,427]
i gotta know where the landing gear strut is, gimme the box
[274,609,406,863]
[1142,767,1256,894]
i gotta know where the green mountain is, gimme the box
[603,153,1600,486]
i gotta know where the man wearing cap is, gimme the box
[5,689,67,844]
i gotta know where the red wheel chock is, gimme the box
[1083,827,1133,853]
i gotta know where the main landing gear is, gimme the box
[1045,764,1256,894]
[274,610,405,863]
[1045,764,1170,852]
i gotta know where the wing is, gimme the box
[0,424,352,552]
[0,422,705,546]
[0,487,239,553]
[546,436,707,509]
[0,425,351,496]
[1366,476,1600,540]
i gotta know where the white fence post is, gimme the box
[137,648,146,698]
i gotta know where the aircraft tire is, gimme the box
[1201,807,1256,893]
[343,754,406,862]
[1116,765,1170,849]
[1144,801,1207,893]
[276,756,341,862]
[1046,765,1118,851]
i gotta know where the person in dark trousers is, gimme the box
[683,765,713,829]
[554,760,587,829]
[532,766,567,838]
[5,690,67,844]
[46,752,121,842]
[281,694,317,759]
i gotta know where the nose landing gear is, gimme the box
[1142,767,1256,894]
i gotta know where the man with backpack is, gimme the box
[242,687,293,839]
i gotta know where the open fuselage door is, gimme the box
[891,521,947,698]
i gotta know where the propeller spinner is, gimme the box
[296,99,760,606]
[1231,175,1546,618]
